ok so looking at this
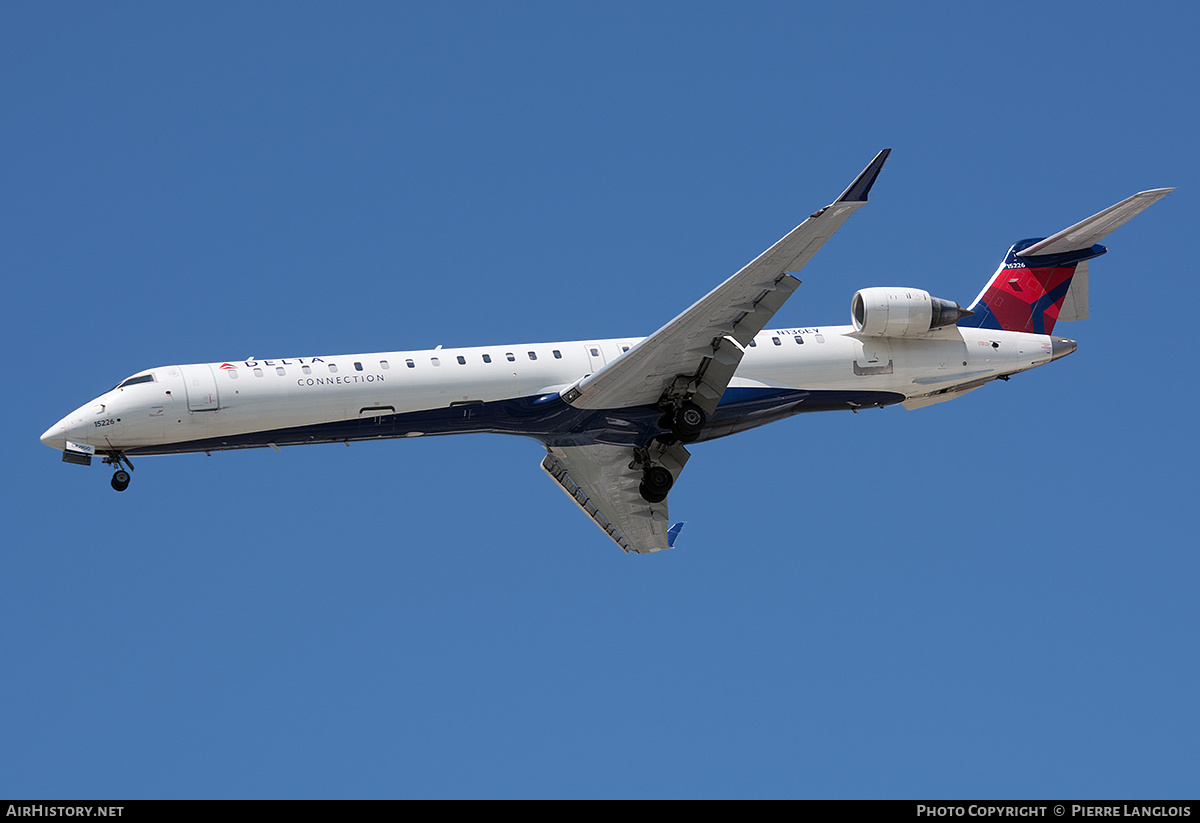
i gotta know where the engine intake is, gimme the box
[851,287,971,337]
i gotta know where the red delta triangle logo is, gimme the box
[219,363,237,370]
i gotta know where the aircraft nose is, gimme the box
[41,420,67,450]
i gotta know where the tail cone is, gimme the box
[1050,337,1077,360]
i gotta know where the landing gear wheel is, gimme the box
[639,465,674,504]
[101,445,134,492]
[672,402,706,442]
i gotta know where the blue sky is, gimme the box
[3,2,1197,799]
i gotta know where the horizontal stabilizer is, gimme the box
[1019,188,1173,257]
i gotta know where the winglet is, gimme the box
[836,148,892,203]
[666,522,685,549]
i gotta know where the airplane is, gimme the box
[40,150,1172,554]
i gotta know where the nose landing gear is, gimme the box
[101,442,134,492]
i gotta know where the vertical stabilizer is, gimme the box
[1058,261,1089,322]
[958,241,1101,334]
[958,188,1171,333]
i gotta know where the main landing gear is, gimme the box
[102,449,134,492]
[658,401,707,443]
[633,440,681,504]
[640,465,674,504]
[636,397,703,503]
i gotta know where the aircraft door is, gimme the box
[180,364,220,411]
[853,339,894,375]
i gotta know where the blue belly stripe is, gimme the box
[127,387,906,456]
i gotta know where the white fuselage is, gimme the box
[41,324,1062,458]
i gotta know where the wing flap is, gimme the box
[727,274,801,345]
[691,335,743,414]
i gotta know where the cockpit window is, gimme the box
[117,374,155,389]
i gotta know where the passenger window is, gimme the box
[276,367,286,376]
[354,362,363,371]
[815,334,825,343]
[302,365,312,374]
[431,357,440,367]
[228,370,238,379]
[621,346,630,353]
[406,359,415,369]
[794,336,804,345]
[253,368,263,377]
[552,350,562,359]
[329,363,339,373]
[772,337,781,346]
[528,351,537,361]
[457,356,466,365]
[748,339,757,348]
[482,354,492,364]
[589,348,599,357]
[380,360,389,370]
[506,353,515,362]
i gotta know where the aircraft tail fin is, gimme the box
[958,188,1171,334]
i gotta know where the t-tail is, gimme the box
[958,188,1172,334]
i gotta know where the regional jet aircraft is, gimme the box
[41,151,1171,553]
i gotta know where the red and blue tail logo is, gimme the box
[958,239,1104,335]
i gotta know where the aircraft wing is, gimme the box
[562,149,891,415]
[541,442,689,554]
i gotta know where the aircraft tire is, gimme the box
[673,403,706,440]
[640,465,673,503]
[639,482,667,504]
[111,470,130,492]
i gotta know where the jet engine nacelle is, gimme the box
[851,287,971,337]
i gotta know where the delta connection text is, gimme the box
[235,358,386,388]
[916,807,1192,818]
